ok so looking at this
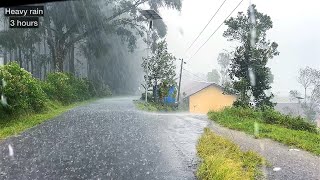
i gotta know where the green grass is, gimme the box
[208,108,320,155]
[133,100,179,112]
[197,128,265,180]
[0,99,96,140]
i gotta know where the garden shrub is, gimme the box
[42,72,112,104]
[90,81,112,97]
[262,108,317,133]
[0,62,47,114]
[220,107,317,133]
[41,72,77,104]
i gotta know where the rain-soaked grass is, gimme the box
[133,100,186,112]
[208,108,320,155]
[0,99,96,140]
[197,128,265,180]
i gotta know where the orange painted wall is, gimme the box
[189,85,236,114]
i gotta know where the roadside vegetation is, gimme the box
[202,4,320,159]
[134,100,183,112]
[136,40,183,111]
[197,128,265,180]
[208,107,320,155]
[0,62,111,139]
[134,100,188,112]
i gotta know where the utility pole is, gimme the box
[145,19,150,102]
[140,10,162,103]
[177,58,186,103]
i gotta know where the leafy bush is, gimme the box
[42,73,112,105]
[88,80,112,97]
[140,92,152,101]
[43,73,93,104]
[262,108,317,133]
[208,108,320,155]
[134,101,177,112]
[0,62,47,114]
[41,73,77,104]
[217,107,317,133]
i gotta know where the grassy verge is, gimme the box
[0,99,96,140]
[197,128,265,180]
[208,108,320,155]
[133,100,180,112]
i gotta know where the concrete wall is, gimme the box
[189,85,236,114]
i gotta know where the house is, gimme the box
[182,81,237,114]
[274,103,305,117]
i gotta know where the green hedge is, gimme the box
[208,107,320,155]
[41,73,92,104]
[262,108,317,133]
[0,62,112,118]
[219,107,317,133]
[0,62,47,114]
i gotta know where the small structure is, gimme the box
[163,86,176,104]
[182,81,236,114]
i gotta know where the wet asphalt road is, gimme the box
[0,97,208,180]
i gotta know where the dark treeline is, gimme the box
[0,0,182,94]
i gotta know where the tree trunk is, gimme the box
[55,48,65,72]
[69,44,75,75]
[304,87,307,103]
[18,47,22,67]
[9,49,12,62]
[30,48,34,75]
[3,48,7,65]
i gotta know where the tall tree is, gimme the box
[297,66,314,101]
[141,40,176,101]
[290,67,320,121]
[223,4,279,108]
[42,0,181,72]
[217,52,230,85]
[207,69,220,84]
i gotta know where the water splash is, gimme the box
[248,67,256,86]
[178,27,184,36]
[2,79,6,87]
[1,79,7,106]
[273,167,281,172]
[1,94,7,106]
[249,1,256,48]
[8,144,14,157]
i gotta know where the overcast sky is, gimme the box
[159,0,320,97]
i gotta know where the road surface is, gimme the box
[0,97,208,180]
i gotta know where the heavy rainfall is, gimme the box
[0,0,319,180]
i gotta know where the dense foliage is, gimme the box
[208,107,320,155]
[0,0,183,95]
[141,40,177,102]
[215,107,317,133]
[0,63,111,118]
[0,62,47,114]
[290,67,320,121]
[42,73,94,104]
[134,101,177,112]
[223,4,279,108]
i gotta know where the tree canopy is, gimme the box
[223,4,279,108]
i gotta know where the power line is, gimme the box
[183,68,207,81]
[185,0,228,52]
[188,0,244,61]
